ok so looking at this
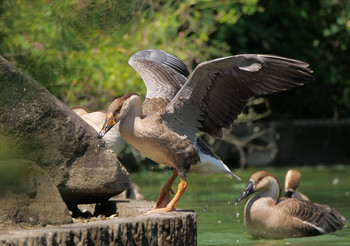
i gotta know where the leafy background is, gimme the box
[2,0,349,120]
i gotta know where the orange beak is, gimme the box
[98,113,116,138]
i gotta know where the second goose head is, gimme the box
[98,93,141,138]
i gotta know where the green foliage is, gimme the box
[213,0,350,119]
[0,0,253,110]
[1,0,350,119]
[1,0,149,108]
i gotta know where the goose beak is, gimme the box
[236,180,255,202]
[284,189,294,198]
[98,113,116,139]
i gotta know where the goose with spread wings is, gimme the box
[98,49,313,213]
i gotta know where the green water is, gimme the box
[130,165,350,245]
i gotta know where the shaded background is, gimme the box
[1,0,350,168]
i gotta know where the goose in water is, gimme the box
[284,169,310,201]
[236,171,344,239]
[98,49,313,213]
[285,169,346,222]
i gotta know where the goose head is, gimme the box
[284,169,301,198]
[98,93,140,138]
[236,171,281,202]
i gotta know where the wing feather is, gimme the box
[129,50,313,139]
[128,49,189,100]
[280,198,344,234]
[166,54,313,137]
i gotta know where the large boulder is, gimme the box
[0,159,72,228]
[0,55,130,204]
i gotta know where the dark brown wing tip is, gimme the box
[260,54,314,82]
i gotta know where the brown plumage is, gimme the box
[236,171,344,239]
[284,169,310,200]
[98,49,313,213]
[284,169,346,222]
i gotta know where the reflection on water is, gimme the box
[131,165,350,245]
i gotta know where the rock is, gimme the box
[0,159,72,228]
[70,184,146,219]
[0,55,130,204]
[113,182,145,200]
[62,149,130,203]
[71,107,126,156]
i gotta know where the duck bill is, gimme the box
[236,180,255,202]
[98,113,116,139]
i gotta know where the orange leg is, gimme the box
[150,171,187,213]
[152,169,178,210]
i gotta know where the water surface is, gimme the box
[131,165,350,245]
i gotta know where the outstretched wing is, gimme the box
[128,49,189,100]
[165,54,313,138]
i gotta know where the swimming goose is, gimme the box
[284,169,310,200]
[236,171,344,239]
[98,49,313,213]
[285,169,346,222]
